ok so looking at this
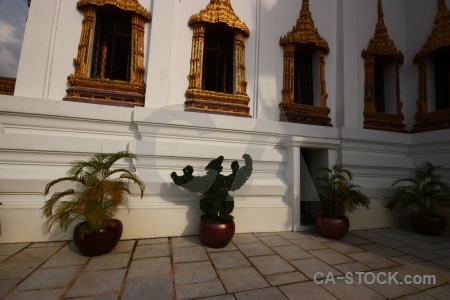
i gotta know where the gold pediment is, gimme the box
[414,0,450,62]
[77,0,151,21]
[188,0,249,37]
[362,0,403,62]
[279,0,329,53]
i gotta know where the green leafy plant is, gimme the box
[42,151,145,239]
[387,161,450,217]
[316,164,370,219]
[171,154,253,223]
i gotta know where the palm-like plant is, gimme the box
[316,164,370,219]
[387,161,450,217]
[42,151,145,239]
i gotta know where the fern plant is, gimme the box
[171,154,253,223]
[316,164,370,219]
[387,161,450,217]
[42,151,145,239]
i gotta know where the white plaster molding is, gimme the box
[280,136,341,149]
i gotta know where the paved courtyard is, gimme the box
[0,227,449,299]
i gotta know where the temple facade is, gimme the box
[0,0,449,242]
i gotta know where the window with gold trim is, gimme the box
[64,0,150,107]
[185,0,251,118]
[361,0,406,133]
[279,0,331,127]
[413,0,450,132]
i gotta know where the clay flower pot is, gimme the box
[199,221,235,248]
[315,215,350,239]
[73,219,123,256]
[410,212,447,236]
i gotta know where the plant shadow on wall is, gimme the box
[170,154,253,248]
[387,161,450,236]
[315,164,371,239]
[41,151,145,256]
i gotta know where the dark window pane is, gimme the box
[374,63,385,113]
[91,12,131,81]
[202,26,234,94]
[294,48,314,105]
[435,54,450,111]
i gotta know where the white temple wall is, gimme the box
[3,95,332,242]
[14,0,59,99]
[46,0,82,101]
[2,94,450,242]
[145,0,186,109]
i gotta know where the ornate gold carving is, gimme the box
[413,109,450,132]
[279,0,329,52]
[131,14,147,83]
[188,25,205,90]
[67,76,145,95]
[361,1,404,61]
[73,6,95,78]
[414,0,450,62]
[279,0,331,126]
[362,0,406,133]
[66,0,150,107]
[280,102,331,126]
[65,75,145,106]
[185,0,251,117]
[363,111,406,132]
[188,0,249,37]
[416,58,428,115]
[77,0,151,20]
[0,77,16,96]
[413,0,450,132]
[235,31,248,96]
[185,89,250,117]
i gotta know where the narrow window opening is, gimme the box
[91,11,132,82]
[202,24,234,94]
[434,51,450,111]
[374,61,385,113]
[294,46,314,105]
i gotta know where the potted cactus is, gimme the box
[42,151,145,256]
[171,154,253,248]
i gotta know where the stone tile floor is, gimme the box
[0,227,449,299]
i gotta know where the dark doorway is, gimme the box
[300,149,323,226]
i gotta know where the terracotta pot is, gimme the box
[73,219,123,256]
[410,212,447,236]
[199,220,235,248]
[315,215,349,239]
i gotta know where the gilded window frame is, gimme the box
[361,0,406,133]
[279,0,331,127]
[185,0,251,117]
[64,0,151,107]
[412,0,450,133]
